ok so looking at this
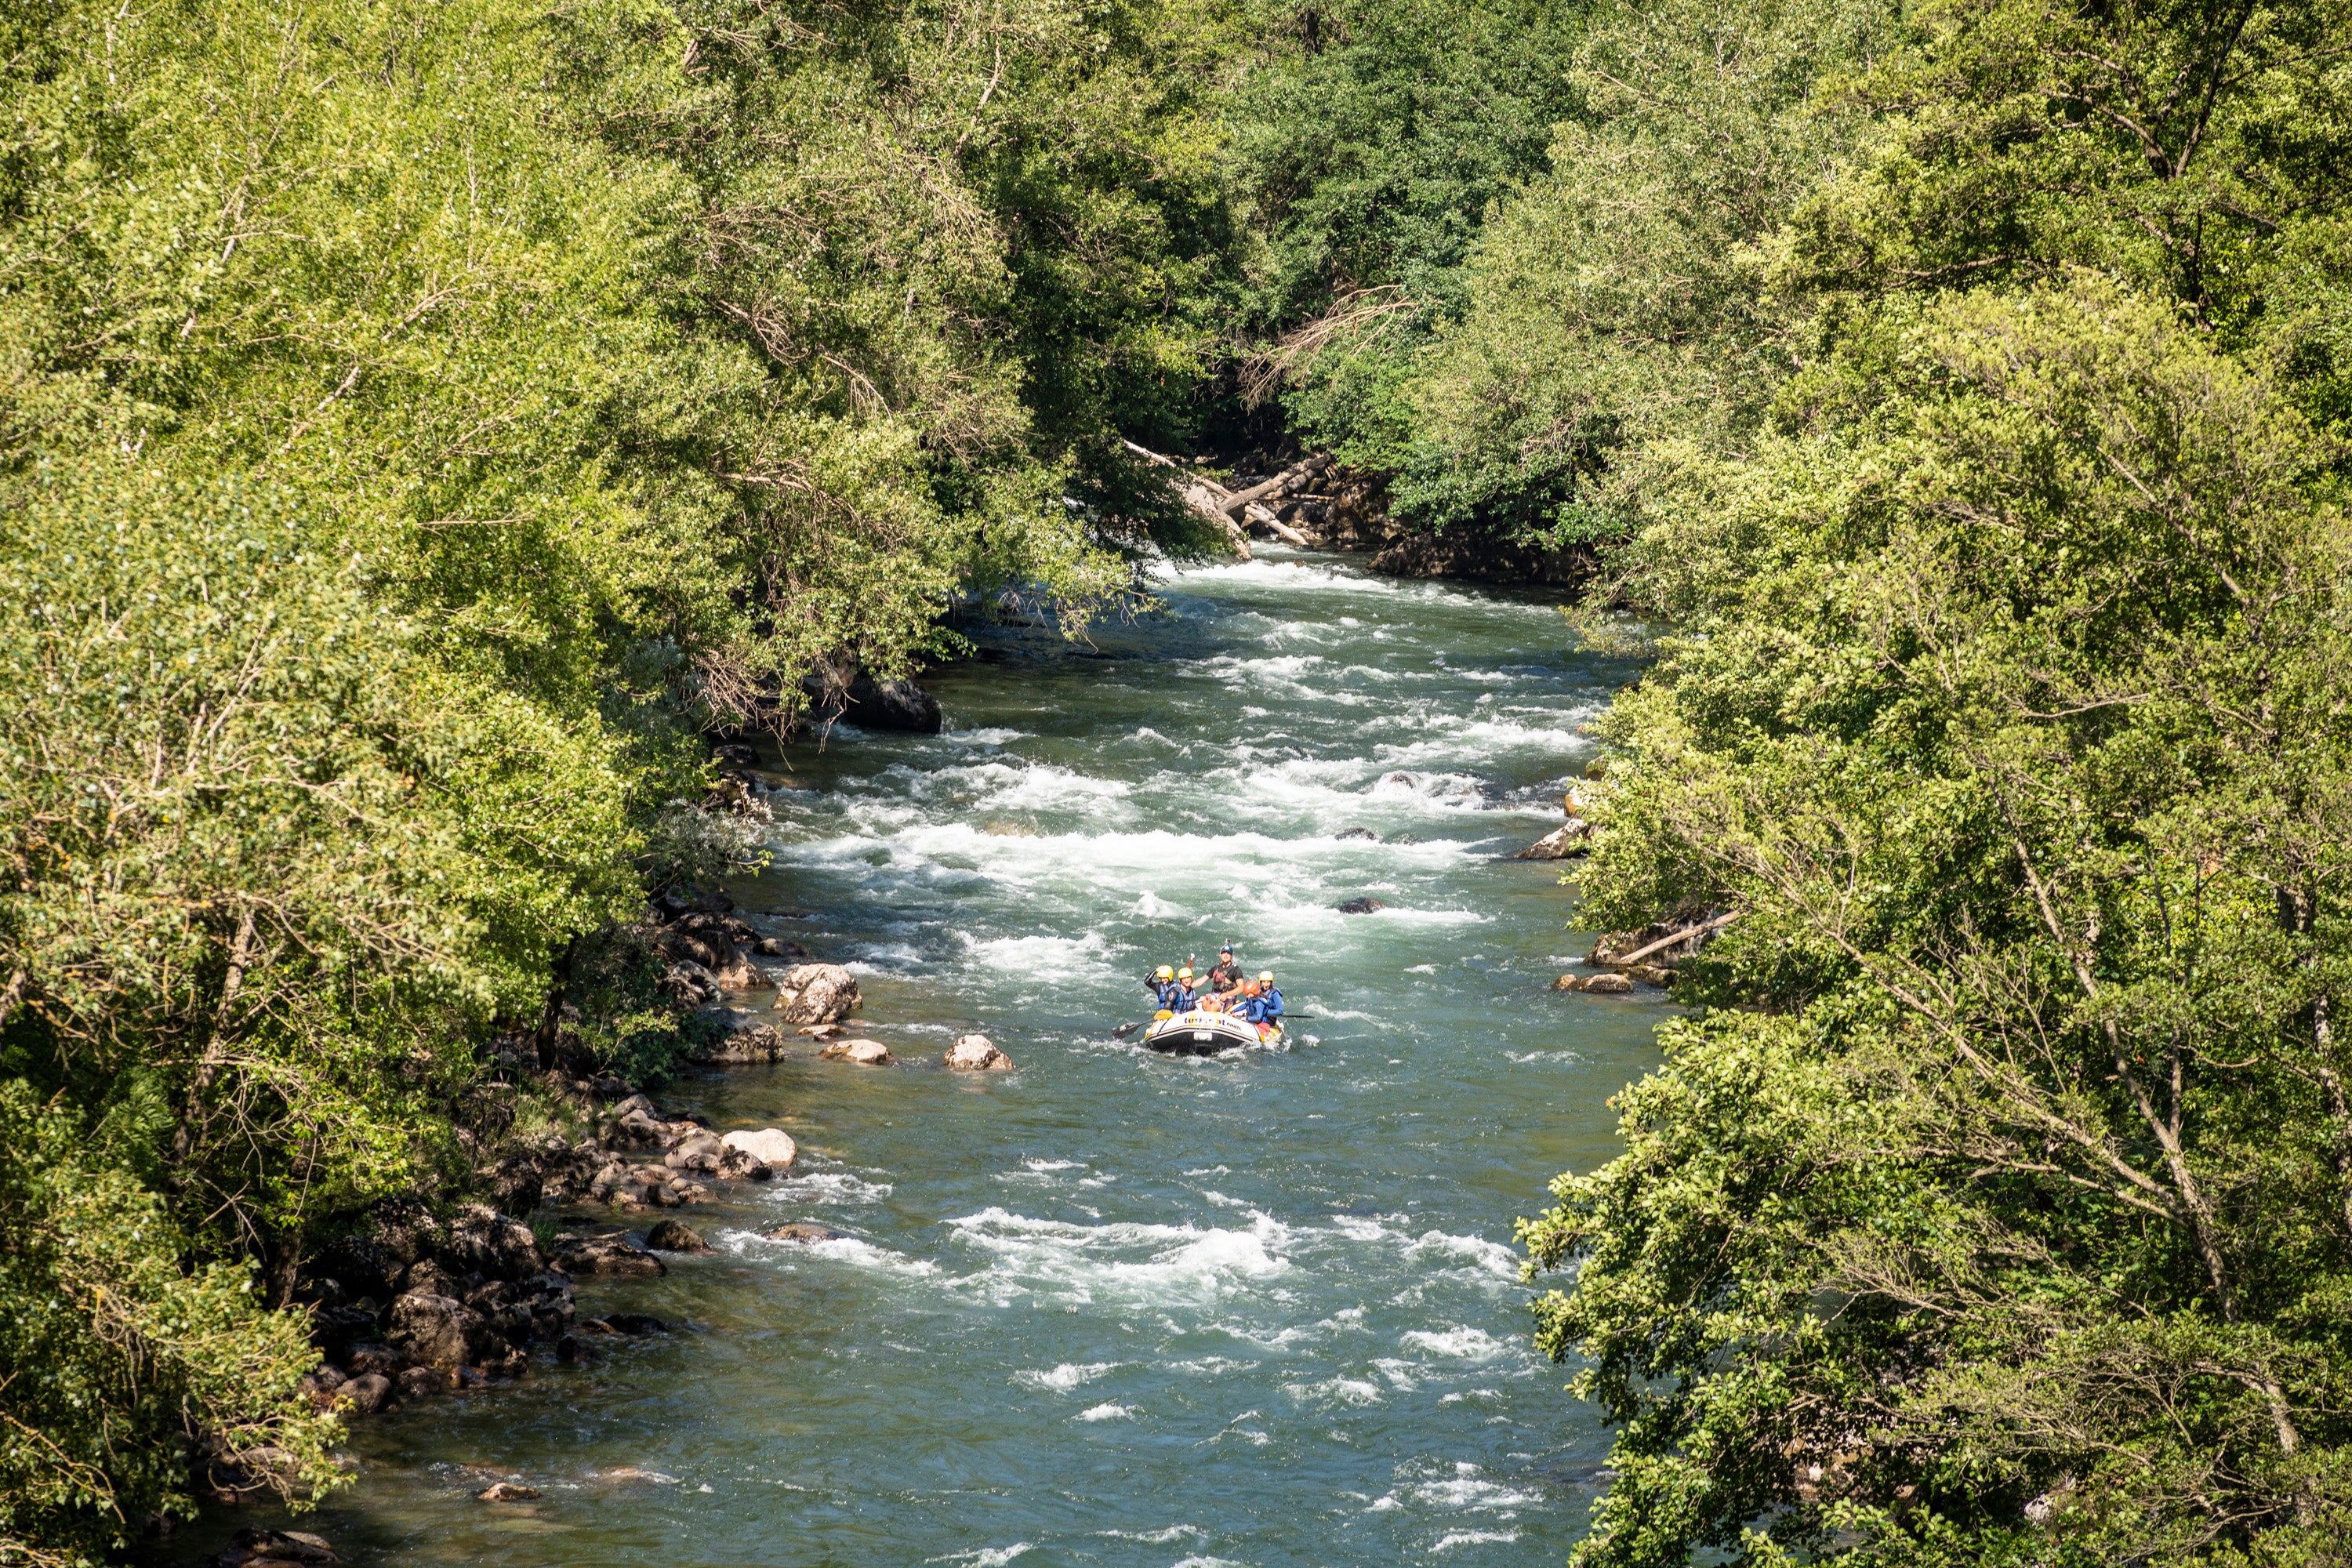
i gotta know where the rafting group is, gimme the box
[1137,943,1285,1055]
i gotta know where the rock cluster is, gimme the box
[296,1203,571,1417]
[648,887,802,1007]
[691,1007,790,1064]
[557,1099,796,1209]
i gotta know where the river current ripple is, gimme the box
[288,553,1669,1566]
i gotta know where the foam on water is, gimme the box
[1015,1362,1123,1392]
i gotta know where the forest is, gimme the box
[3,0,2349,1563]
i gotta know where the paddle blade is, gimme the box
[1112,1021,1141,1038]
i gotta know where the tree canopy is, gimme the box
[1515,1,2352,1562]
[7,0,2352,1559]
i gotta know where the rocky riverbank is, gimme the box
[203,862,1029,1567]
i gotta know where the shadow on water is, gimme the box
[175,551,1675,1568]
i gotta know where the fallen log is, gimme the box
[1602,910,1740,969]
[1123,439,1251,558]
[1218,452,1330,517]
[1243,501,1311,547]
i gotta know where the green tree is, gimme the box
[1520,3,2352,1561]
[0,1083,341,1566]
[1388,0,1893,551]
[1532,273,2352,1566]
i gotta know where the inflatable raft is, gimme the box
[1142,1009,1276,1055]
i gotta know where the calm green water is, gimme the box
[245,552,1672,1567]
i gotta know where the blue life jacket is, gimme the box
[1259,987,1284,1019]
[1150,978,1184,1009]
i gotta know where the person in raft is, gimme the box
[1243,971,1284,1032]
[1145,964,1185,1015]
[1207,943,1245,995]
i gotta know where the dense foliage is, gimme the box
[1523,0,2352,1563]
[0,0,1242,1555]
[9,0,2352,1559]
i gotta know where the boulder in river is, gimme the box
[944,1033,1014,1071]
[722,1127,798,1172]
[395,1365,446,1402]
[766,1221,845,1243]
[771,964,862,1025]
[477,1482,539,1503]
[387,1292,503,1372]
[842,671,943,733]
[1554,971,1635,994]
[660,958,720,1007]
[1336,896,1388,914]
[820,1037,893,1065]
[645,1219,711,1254]
[550,1232,668,1278]
[1334,827,1379,840]
[1515,819,1595,860]
[336,1372,393,1416]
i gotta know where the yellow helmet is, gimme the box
[1156,965,1174,980]
[1178,967,1194,980]
[1258,971,1274,984]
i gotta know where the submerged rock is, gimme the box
[1554,972,1635,994]
[550,1232,668,1278]
[765,1221,845,1243]
[1336,896,1388,914]
[944,1033,1014,1071]
[219,1528,338,1567]
[771,964,862,1025]
[644,1219,710,1254]
[477,1482,539,1503]
[1334,827,1379,840]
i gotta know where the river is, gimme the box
[262,551,1668,1566]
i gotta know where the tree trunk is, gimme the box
[169,906,258,1170]
[535,936,576,1073]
